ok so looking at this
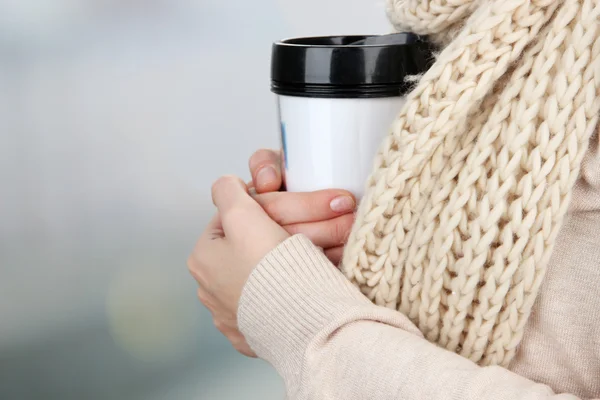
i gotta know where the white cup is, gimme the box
[277,95,406,198]
[271,33,432,198]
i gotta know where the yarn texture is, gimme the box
[341,0,600,367]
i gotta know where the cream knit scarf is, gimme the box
[341,0,600,367]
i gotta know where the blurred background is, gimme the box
[0,1,389,399]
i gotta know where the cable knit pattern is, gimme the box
[342,0,600,367]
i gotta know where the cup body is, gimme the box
[271,33,432,198]
[277,95,405,198]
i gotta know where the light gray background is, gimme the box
[0,1,389,398]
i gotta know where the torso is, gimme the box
[510,211,600,397]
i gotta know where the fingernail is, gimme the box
[257,166,277,186]
[330,195,355,213]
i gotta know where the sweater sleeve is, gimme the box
[237,234,598,400]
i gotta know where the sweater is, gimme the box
[237,132,600,399]
[238,0,600,397]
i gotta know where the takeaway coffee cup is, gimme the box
[271,33,433,198]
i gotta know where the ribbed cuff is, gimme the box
[237,235,373,386]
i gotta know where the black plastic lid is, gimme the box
[271,33,434,98]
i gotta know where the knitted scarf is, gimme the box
[341,0,600,368]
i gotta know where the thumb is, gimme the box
[211,175,289,245]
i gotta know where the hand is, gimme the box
[248,149,355,265]
[188,175,290,357]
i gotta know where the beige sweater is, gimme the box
[238,134,600,399]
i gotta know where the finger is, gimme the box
[231,334,257,358]
[196,287,215,310]
[211,175,288,245]
[249,149,282,193]
[324,246,344,266]
[212,175,256,214]
[284,214,354,249]
[254,190,356,226]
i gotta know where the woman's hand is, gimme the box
[248,149,355,265]
[188,176,290,358]
[189,148,358,358]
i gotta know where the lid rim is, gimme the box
[271,33,434,90]
[275,33,429,48]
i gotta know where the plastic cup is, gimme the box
[271,33,433,198]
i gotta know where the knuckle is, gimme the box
[187,256,201,280]
[232,341,246,354]
[197,275,209,290]
[186,255,195,274]
[332,222,345,244]
[260,193,284,222]
[197,288,210,305]
[213,318,231,335]
[212,175,234,188]
[341,213,355,228]
[188,255,209,287]
[229,332,245,346]
[333,215,354,244]
[211,175,237,196]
